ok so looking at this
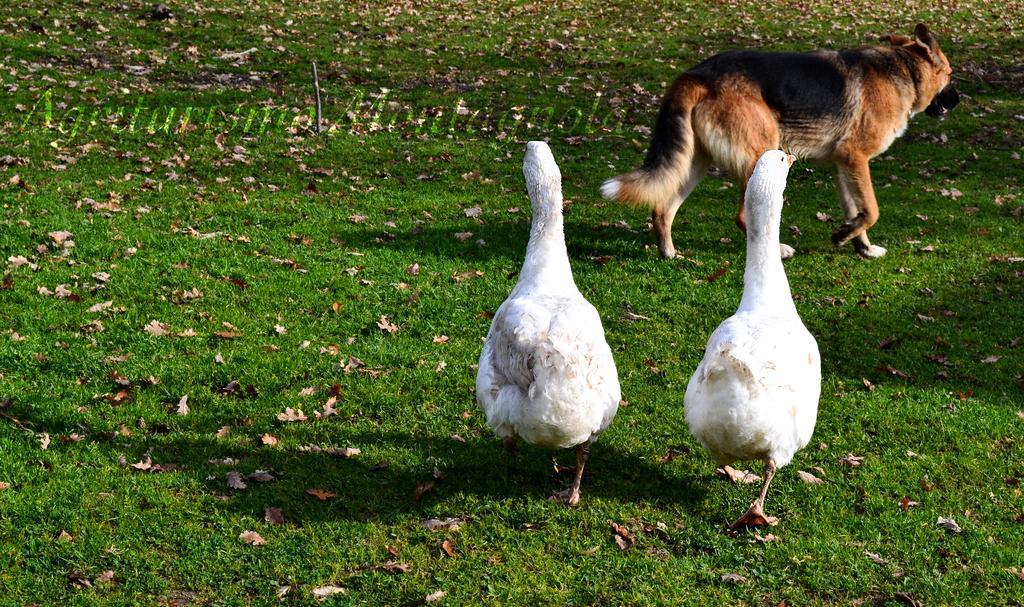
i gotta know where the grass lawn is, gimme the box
[1,0,1022,604]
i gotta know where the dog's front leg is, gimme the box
[832,155,886,258]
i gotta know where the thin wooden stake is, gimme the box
[311,62,322,134]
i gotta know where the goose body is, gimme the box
[684,150,821,528]
[476,141,620,504]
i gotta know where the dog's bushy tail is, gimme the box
[601,78,706,209]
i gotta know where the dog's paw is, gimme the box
[780,243,796,259]
[857,244,887,259]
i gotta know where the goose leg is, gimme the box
[550,441,591,506]
[728,457,779,530]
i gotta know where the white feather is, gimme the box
[477,142,620,450]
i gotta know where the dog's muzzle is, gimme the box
[925,84,960,118]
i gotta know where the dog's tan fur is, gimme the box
[602,24,957,259]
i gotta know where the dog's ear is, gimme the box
[909,23,941,64]
[914,23,938,50]
[881,33,914,46]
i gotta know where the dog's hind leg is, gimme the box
[832,154,885,258]
[652,148,710,258]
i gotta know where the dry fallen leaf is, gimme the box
[937,517,961,533]
[797,470,825,485]
[717,465,761,484]
[306,488,337,501]
[414,480,435,502]
[143,320,170,336]
[421,517,463,532]
[611,522,635,550]
[865,551,888,565]
[175,395,189,415]
[382,561,412,573]
[226,471,247,490]
[239,530,266,546]
[839,453,865,467]
[433,335,449,344]
[264,507,285,525]
[441,539,456,558]
[276,407,308,422]
[899,497,920,511]
[425,590,447,603]
[260,433,279,446]
[377,315,399,334]
[720,573,747,584]
[312,585,346,599]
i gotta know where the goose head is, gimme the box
[745,150,795,232]
[523,141,563,215]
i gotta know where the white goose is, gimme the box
[476,141,621,506]
[684,150,821,529]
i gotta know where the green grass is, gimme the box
[1,0,1022,605]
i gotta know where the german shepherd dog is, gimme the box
[601,24,959,259]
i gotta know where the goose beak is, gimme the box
[785,154,796,167]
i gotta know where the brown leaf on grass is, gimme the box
[797,470,825,485]
[215,426,232,438]
[276,407,307,422]
[95,570,115,584]
[239,530,266,546]
[720,573,747,584]
[306,488,337,501]
[463,205,482,218]
[453,231,474,241]
[611,522,635,550]
[425,590,447,603]
[0,482,10,490]
[880,364,910,380]
[937,517,961,533]
[324,447,361,457]
[441,539,456,558]
[865,551,888,565]
[312,585,346,599]
[248,470,275,483]
[406,262,420,276]
[260,433,278,446]
[899,497,920,511]
[839,453,865,467]
[377,315,398,334]
[39,432,51,450]
[704,267,728,283]
[131,456,152,471]
[143,320,170,336]
[413,480,435,502]
[421,517,463,531]
[717,465,761,484]
[226,471,247,490]
[433,335,450,344]
[452,269,484,282]
[48,231,74,246]
[264,507,285,525]
[67,571,92,589]
[175,395,189,415]
[382,561,412,573]
[88,300,113,313]
[754,532,780,542]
